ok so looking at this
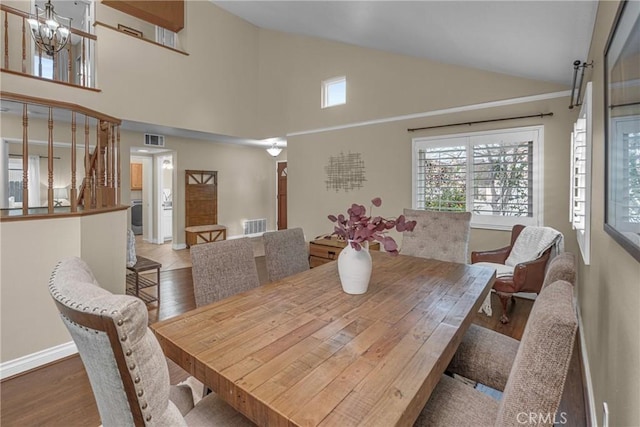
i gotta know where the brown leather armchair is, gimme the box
[471,224,552,323]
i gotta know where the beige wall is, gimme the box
[257,29,568,137]
[578,2,640,426]
[277,32,578,259]
[0,210,126,362]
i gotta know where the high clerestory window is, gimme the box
[412,126,544,230]
[321,76,346,108]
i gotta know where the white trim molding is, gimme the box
[576,302,597,426]
[288,90,570,137]
[0,341,78,380]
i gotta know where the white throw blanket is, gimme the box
[478,226,564,316]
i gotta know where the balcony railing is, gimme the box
[1,4,96,89]
[1,92,122,220]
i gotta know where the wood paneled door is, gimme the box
[185,170,218,229]
[277,161,287,230]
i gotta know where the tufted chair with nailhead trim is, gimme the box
[401,209,472,263]
[49,257,254,427]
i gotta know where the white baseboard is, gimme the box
[576,303,597,426]
[0,341,78,380]
[172,243,186,250]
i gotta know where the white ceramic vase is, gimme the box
[338,240,372,294]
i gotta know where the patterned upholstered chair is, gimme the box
[263,228,309,282]
[190,238,260,307]
[48,257,254,427]
[447,252,577,392]
[401,209,471,263]
[415,280,578,426]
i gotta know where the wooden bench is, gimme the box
[126,256,161,304]
[185,224,227,248]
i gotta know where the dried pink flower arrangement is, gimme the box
[328,197,416,254]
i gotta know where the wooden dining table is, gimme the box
[151,251,495,427]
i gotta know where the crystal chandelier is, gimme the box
[27,0,72,56]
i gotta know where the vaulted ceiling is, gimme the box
[213,1,599,86]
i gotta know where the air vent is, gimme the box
[243,218,267,235]
[144,133,165,147]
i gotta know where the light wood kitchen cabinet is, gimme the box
[131,163,143,190]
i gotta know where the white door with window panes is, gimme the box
[413,126,543,230]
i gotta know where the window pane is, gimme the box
[472,141,533,217]
[327,80,346,106]
[33,55,54,79]
[610,118,640,233]
[624,131,640,224]
[416,146,467,212]
[322,77,346,108]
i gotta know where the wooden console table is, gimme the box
[185,224,227,247]
[309,236,380,267]
[126,256,161,304]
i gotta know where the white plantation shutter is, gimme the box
[413,126,543,230]
[570,120,588,229]
[569,82,592,264]
[472,140,533,217]
[415,142,467,212]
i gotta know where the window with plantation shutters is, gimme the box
[413,126,543,230]
[570,82,592,264]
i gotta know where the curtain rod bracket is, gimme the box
[569,60,594,109]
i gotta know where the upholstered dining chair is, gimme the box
[263,227,309,282]
[415,280,578,426]
[541,252,577,290]
[473,224,563,323]
[447,252,577,392]
[401,209,471,263]
[48,257,254,427]
[190,238,260,307]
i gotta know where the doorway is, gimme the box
[157,154,174,244]
[277,161,287,230]
[130,155,153,242]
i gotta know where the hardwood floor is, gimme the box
[0,264,586,427]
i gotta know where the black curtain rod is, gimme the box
[407,112,554,132]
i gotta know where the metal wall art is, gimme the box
[325,152,366,192]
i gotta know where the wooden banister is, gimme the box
[1,4,97,89]
[1,93,122,218]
